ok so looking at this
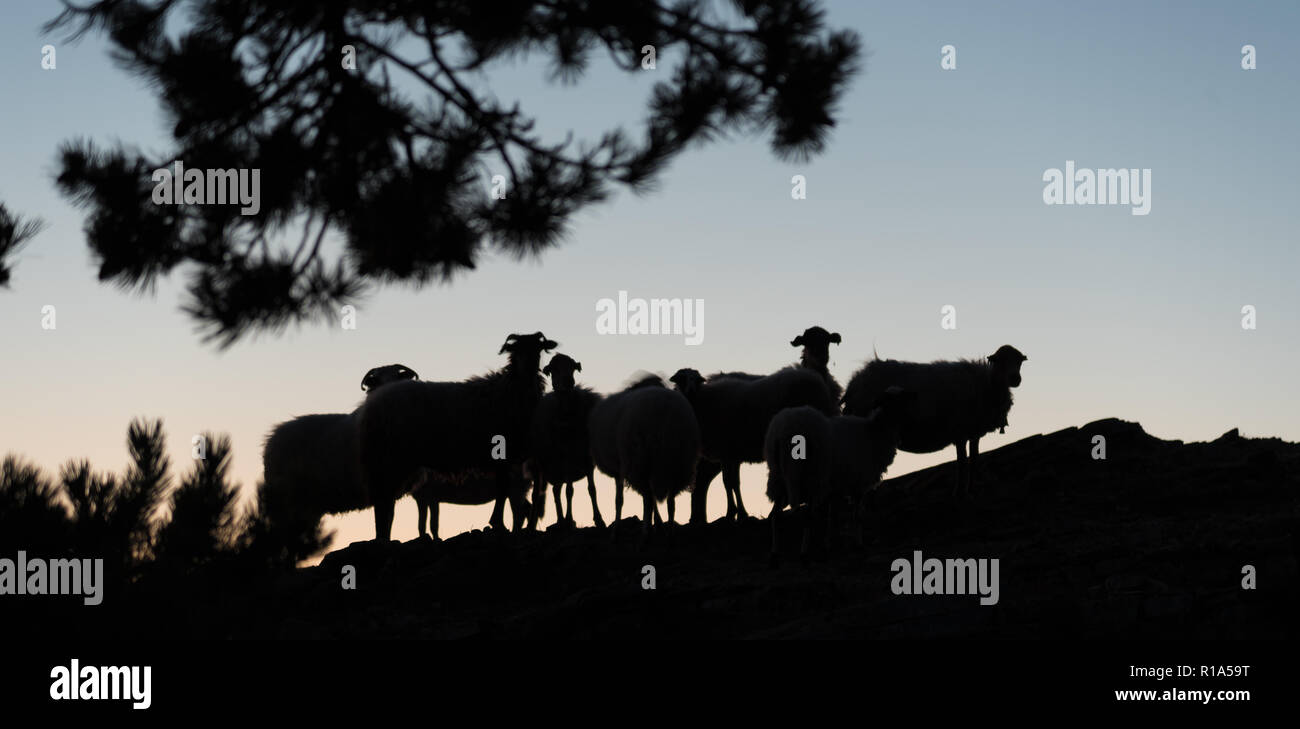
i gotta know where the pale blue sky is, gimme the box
[2,1,1296,550]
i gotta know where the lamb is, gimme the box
[260,364,419,544]
[669,365,837,525]
[358,332,557,541]
[791,325,843,403]
[840,344,1028,497]
[764,386,915,561]
[588,375,700,531]
[527,354,605,529]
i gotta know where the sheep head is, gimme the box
[360,364,419,392]
[791,325,841,367]
[669,368,705,398]
[543,353,582,391]
[987,345,1028,388]
[790,325,841,348]
[499,331,559,356]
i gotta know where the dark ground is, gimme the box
[180,418,1298,639]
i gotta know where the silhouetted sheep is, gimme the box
[260,364,419,539]
[764,386,915,561]
[670,365,837,524]
[841,345,1028,496]
[358,332,557,541]
[411,468,531,539]
[528,354,605,528]
[588,375,700,530]
[791,325,843,402]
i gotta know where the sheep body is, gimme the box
[260,364,418,549]
[670,365,837,523]
[765,388,913,559]
[588,376,700,527]
[411,468,532,539]
[840,345,1027,495]
[262,412,371,518]
[529,355,604,527]
[358,333,556,541]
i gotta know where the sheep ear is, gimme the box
[575,361,582,372]
[543,362,553,375]
[791,335,804,346]
[830,332,841,344]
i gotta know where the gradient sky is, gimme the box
[2,1,1297,556]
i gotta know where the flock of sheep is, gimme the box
[261,328,1028,559]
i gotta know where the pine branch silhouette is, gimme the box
[44,0,861,347]
[0,203,46,289]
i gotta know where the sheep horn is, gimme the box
[790,335,804,346]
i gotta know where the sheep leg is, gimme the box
[690,459,722,525]
[723,463,749,520]
[953,441,968,499]
[529,475,547,530]
[969,437,981,492]
[552,483,564,527]
[615,477,624,521]
[489,468,509,532]
[799,505,813,564]
[768,502,782,567]
[566,482,575,524]
[428,499,440,541]
[587,472,605,528]
[641,493,655,531]
[666,494,675,524]
[415,491,428,538]
[373,497,395,543]
[509,491,527,531]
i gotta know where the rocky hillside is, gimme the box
[190,418,1299,639]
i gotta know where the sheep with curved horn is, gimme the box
[358,332,556,541]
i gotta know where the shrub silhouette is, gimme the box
[1,418,313,599]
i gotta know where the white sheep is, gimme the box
[669,365,837,524]
[588,375,700,531]
[764,386,915,561]
[840,345,1028,496]
[358,332,556,541]
[260,364,419,547]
